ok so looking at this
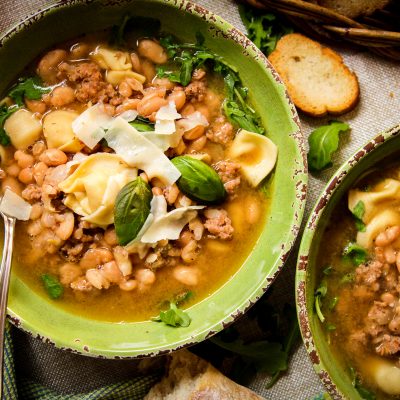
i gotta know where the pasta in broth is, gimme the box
[0,23,277,323]
[316,164,400,399]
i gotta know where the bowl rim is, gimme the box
[296,123,400,399]
[1,0,307,358]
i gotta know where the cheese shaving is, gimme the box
[71,104,114,149]
[0,189,32,220]
[155,101,181,120]
[104,117,181,185]
[177,111,209,132]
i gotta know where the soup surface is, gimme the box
[0,25,275,322]
[316,163,400,399]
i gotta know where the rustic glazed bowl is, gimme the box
[296,124,400,399]
[0,0,307,358]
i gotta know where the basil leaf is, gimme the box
[41,274,63,299]
[129,116,154,132]
[307,121,350,171]
[171,156,226,204]
[239,4,293,56]
[0,105,18,146]
[114,177,152,245]
[8,76,50,107]
[343,242,368,266]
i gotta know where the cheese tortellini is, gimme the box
[58,153,137,226]
[91,46,132,71]
[349,179,400,248]
[228,129,277,187]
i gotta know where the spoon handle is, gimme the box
[0,215,15,399]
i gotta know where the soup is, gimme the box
[316,163,400,398]
[0,23,276,322]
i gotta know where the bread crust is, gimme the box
[268,33,360,117]
[144,349,264,400]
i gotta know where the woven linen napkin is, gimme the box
[1,0,400,399]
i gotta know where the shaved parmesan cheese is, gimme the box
[154,102,181,134]
[141,206,204,243]
[140,195,204,243]
[228,129,278,187]
[155,119,176,135]
[72,104,114,149]
[0,189,32,220]
[104,117,181,185]
[118,110,138,122]
[141,130,182,152]
[156,101,181,121]
[177,111,209,132]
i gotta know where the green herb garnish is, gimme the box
[239,4,293,55]
[315,281,327,323]
[114,177,152,245]
[158,34,263,134]
[307,121,350,171]
[341,272,355,284]
[351,200,366,232]
[41,274,63,299]
[0,105,18,146]
[343,242,368,266]
[171,156,226,204]
[8,76,50,107]
[153,291,193,327]
[129,116,154,132]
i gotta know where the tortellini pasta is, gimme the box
[228,129,277,187]
[106,70,146,85]
[58,153,137,226]
[43,110,84,152]
[91,47,132,71]
[4,109,42,150]
[348,179,400,248]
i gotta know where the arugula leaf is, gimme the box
[351,200,366,232]
[307,121,350,171]
[41,274,63,299]
[158,35,264,134]
[0,105,18,146]
[153,291,193,327]
[343,242,368,266]
[8,77,50,107]
[315,281,327,323]
[129,116,154,132]
[239,4,293,55]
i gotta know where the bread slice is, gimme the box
[316,0,390,18]
[268,33,359,117]
[144,349,263,400]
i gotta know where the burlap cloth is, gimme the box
[0,0,399,398]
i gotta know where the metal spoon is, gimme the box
[0,212,16,399]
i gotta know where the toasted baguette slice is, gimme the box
[316,0,390,18]
[144,349,263,400]
[268,33,359,117]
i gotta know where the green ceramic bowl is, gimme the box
[296,124,400,399]
[1,0,307,358]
